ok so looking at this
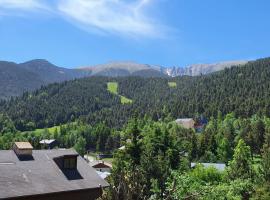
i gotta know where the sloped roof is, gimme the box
[90,160,112,168]
[39,139,56,144]
[0,149,109,199]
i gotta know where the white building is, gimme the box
[175,118,195,129]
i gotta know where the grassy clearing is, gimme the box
[22,123,79,136]
[21,125,61,135]
[107,82,118,94]
[107,82,132,104]
[168,82,177,88]
[120,95,133,104]
[36,126,60,134]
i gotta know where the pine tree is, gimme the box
[227,139,254,180]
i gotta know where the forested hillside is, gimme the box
[1,58,270,131]
[1,58,270,199]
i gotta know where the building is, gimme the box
[90,160,112,180]
[175,118,195,129]
[0,142,108,200]
[191,162,226,171]
[39,139,59,149]
[90,160,112,173]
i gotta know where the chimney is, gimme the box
[13,142,33,157]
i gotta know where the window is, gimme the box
[64,157,76,169]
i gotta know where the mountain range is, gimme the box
[79,60,248,77]
[0,59,248,99]
[163,60,248,77]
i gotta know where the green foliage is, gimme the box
[74,137,86,156]
[1,77,121,130]
[261,126,270,182]
[166,170,253,200]
[104,118,195,199]
[0,114,16,134]
[252,184,270,200]
[189,164,224,184]
[227,139,254,180]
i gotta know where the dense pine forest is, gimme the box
[1,58,270,199]
[1,58,270,131]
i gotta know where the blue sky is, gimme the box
[0,0,270,68]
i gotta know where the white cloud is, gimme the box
[0,0,48,11]
[57,0,167,38]
[0,0,169,39]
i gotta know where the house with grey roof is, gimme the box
[0,142,108,200]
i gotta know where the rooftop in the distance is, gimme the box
[90,160,112,168]
[176,118,194,122]
[39,139,56,144]
[191,162,226,171]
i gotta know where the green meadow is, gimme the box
[168,81,177,88]
[107,82,132,104]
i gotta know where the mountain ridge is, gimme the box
[77,60,248,77]
[0,59,85,99]
[164,60,248,77]
[0,58,249,99]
